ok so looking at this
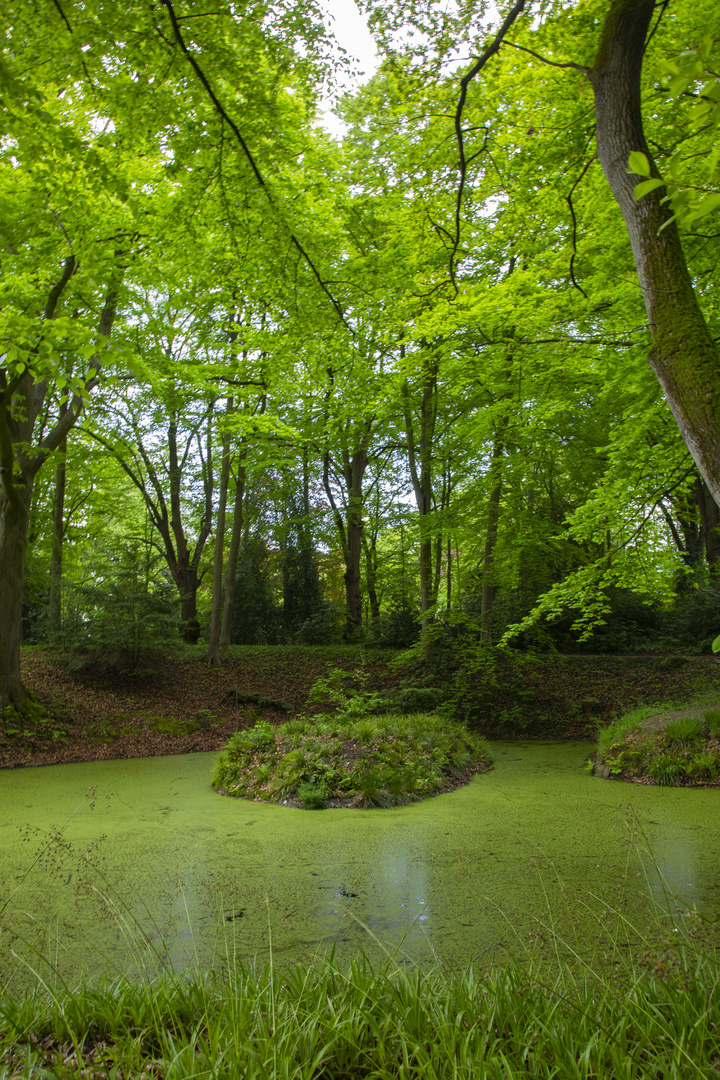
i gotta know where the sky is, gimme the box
[318,0,380,134]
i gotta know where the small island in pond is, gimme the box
[212,713,492,809]
[592,705,720,786]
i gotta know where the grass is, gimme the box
[1,944,719,1079]
[212,713,491,808]
[594,701,720,785]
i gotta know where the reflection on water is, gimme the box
[0,741,718,987]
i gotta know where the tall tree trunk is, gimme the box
[48,431,67,637]
[446,538,453,611]
[696,477,720,570]
[323,442,369,639]
[0,485,33,707]
[590,0,720,504]
[344,450,367,637]
[207,400,233,667]
[362,529,381,622]
[480,439,504,646]
[402,354,438,643]
[220,461,246,645]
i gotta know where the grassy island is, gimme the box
[212,712,491,808]
[593,703,720,786]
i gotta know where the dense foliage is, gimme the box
[2,0,720,710]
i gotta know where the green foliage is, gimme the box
[688,750,720,781]
[0,698,70,744]
[230,538,281,646]
[632,40,720,227]
[596,704,669,757]
[665,717,704,745]
[596,695,720,786]
[2,946,720,1079]
[213,710,491,807]
[296,780,328,809]
[705,708,720,736]
[226,721,276,754]
[53,540,178,673]
[647,750,685,786]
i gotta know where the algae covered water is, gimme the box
[0,742,718,988]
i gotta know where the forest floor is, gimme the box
[2,646,389,770]
[2,646,719,770]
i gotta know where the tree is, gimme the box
[588,0,720,505]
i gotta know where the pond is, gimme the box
[1,741,718,990]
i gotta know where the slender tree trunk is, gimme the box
[323,442,369,639]
[48,432,67,637]
[480,438,505,646]
[220,461,246,645]
[344,450,367,637]
[590,0,720,504]
[402,356,438,643]
[446,539,453,610]
[362,530,381,621]
[697,477,720,569]
[207,401,232,666]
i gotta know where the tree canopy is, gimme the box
[2,0,720,708]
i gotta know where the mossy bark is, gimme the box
[590,0,720,505]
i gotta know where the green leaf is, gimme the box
[633,177,664,200]
[713,634,720,655]
[628,151,651,177]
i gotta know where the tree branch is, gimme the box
[159,0,351,332]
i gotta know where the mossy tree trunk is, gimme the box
[590,0,720,505]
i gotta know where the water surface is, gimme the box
[1,742,718,988]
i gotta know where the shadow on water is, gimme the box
[0,741,718,989]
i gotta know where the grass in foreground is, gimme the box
[594,702,720,785]
[213,712,491,808]
[1,948,719,1079]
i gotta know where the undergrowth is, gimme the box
[213,666,491,808]
[213,712,490,808]
[595,700,720,785]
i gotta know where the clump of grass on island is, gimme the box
[212,713,491,808]
[594,703,720,785]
